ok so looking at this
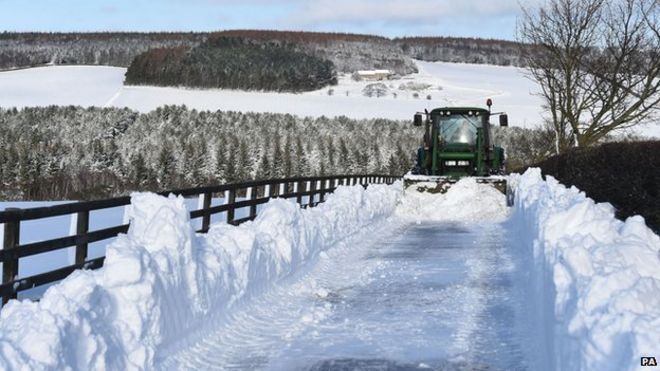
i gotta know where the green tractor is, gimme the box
[404,99,509,195]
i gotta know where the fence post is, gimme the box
[200,192,212,233]
[308,180,316,207]
[296,181,304,205]
[2,209,20,305]
[226,188,236,224]
[248,186,257,220]
[319,179,327,203]
[75,210,89,265]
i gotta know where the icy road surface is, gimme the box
[159,220,528,370]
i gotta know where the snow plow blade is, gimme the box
[403,174,514,206]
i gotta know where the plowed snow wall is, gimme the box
[511,169,660,371]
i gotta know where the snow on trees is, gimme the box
[0,106,418,200]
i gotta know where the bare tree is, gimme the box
[518,0,660,153]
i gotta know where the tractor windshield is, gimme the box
[436,114,482,145]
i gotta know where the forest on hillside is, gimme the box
[125,37,337,92]
[212,30,419,75]
[395,37,527,67]
[0,31,526,75]
[0,32,203,69]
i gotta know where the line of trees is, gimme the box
[395,37,528,67]
[125,37,337,92]
[212,30,418,75]
[0,104,577,201]
[0,106,417,200]
[0,32,203,69]
[0,31,529,75]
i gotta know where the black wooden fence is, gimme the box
[0,174,399,306]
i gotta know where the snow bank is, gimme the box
[0,183,400,370]
[511,168,660,371]
[397,178,509,222]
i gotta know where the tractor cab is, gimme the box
[410,100,509,184]
[406,99,511,197]
[434,108,484,146]
[431,108,489,177]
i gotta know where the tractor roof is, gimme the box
[429,107,488,114]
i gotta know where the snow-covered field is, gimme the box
[0,176,658,370]
[0,66,125,107]
[2,61,658,136]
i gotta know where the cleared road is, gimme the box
[158,218,529,371]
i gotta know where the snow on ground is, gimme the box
[161,218,525,370]
[2,61,657,136]
[1,190,289,305]
[0,197,254,300]
[397,178,510,223]
[0,61,539,125]
[0,64,592,128]
[158,180,525,370]
[1,175,658,370]
[109,60,549,132]
[510,169,660,371]
[0,184,400,370]
[0,66,125,108]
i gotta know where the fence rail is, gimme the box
[0,174,399,306]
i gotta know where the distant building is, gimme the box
[356,69,393,81]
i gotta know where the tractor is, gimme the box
[404,99,509,195]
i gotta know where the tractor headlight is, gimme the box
[457,160,470,166]
[444,161,457,166]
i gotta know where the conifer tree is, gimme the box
[283,135,293,178]
[271,132,284,178]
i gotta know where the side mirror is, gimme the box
[499,114,508,127]
[414,114,423,127]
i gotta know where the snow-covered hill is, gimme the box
[0,61,538,122]
[2,61,657,137]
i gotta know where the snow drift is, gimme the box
[397,178,510,223]
[511,168,660,371]
[0,183,400,370]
